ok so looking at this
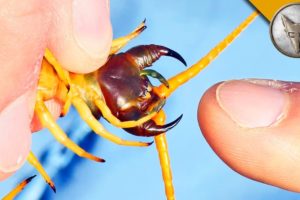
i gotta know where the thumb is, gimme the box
[198,79,300,192]
[48,0,112,73]
[0,1,52,180]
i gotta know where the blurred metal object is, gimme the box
[270,3,300,58]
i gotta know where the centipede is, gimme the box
[2,11,258,200]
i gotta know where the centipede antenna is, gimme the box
[155,11,259,98]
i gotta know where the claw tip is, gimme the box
[98,158,106,163]
[147,141,154,146]
[141,25,147,32]
[163,47,187,66]
[26,175,37,183]
[48,182,56,193]
[180,57,187,66]
[179,114,183,120]
[93,157,106,163]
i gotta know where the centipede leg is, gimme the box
[2,175,36,200]
[72,96,152,147]
[153,110,175,200]
[61,90,73,117]
[92,94,157,128]
[44,49,71,86]
[110,19,146,55]
[27,151,56,193]
[154,11,259,98]
[35,96,105,162]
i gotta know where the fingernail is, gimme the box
[217,80,289,128]
[73,0,112,58]
[0,91,33,179]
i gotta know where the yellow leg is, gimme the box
[35,97,105,162]
[72,96,152,147]
[27,151,56,192]
[153,110,175,200]
[44,48,71,86]
[2,175,36,200]
[93,95,156,128]
[154,11,259,98]
[61,90,73,116]
[110,20,146,55]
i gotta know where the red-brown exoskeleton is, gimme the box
[98,44,185,136]
[27,22,187,193]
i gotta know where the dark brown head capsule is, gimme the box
[97,45,185,137]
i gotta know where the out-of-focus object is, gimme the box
[270,3,300,57]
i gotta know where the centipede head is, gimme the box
[97,45,185,137]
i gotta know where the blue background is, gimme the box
[1,0,300,199]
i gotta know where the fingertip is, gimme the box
[198,79,300,192]
[0,91,33,180]
[49,0,112,74]
[197,82,221,138]
[0,171,13,181]
[0,0,53,180]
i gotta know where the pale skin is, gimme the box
[0,0,298,194]
[0,0,112,180]
[199,80,300,192]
